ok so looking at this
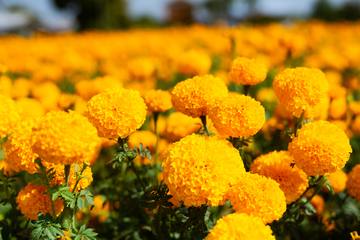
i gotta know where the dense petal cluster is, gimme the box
[143,89,172,113]
[163,112,202,142]
[289,121,352,176]
[3,120,38,174]
[206,213,275,240]
[229,57,268,85]
[250,151,308,203]
[327,170,347,193]
[86,88,147,139]
[128,130,157,152]
[0,95,20,138]
[226,173,286,223]
[16,184,63,220]
[32,111,101,165]
[209,93,265,137]
[171,75,228,117]
[346,165,360,201]
[176,49,212,76]
[162,134,245,207]
[273,67,329,118]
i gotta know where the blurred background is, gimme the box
[0,0,360,33]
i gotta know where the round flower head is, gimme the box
[162,134,245,207]
[143,89,172,113]
[128,130,157,152]
[310,195,325,215]
[0,95,20,138]
[163,112,202,142]
[177,49,212,76]
[171,75,228,118]
[16,184,63,220]
[346,165,360,201]
[86,88,147,139]
[32,111,101,165]
[326,170,347,193]
[209,93,265,138]
[206,213,275,240]
[289,121,352,176]
[16,98,45,120]
[3,120,38,174]
[251,151,308,204]
[273,67,329,118]
[229,57,268,85]
[226,173,286,224]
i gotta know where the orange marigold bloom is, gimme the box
[76,75,123,100]
[209,93,265,138]
[310,195,325,215]
[273,67,329,118]
[326,170,347,193]
[86,88,147,139]
[176,49,212,76]
[206,213,275,240]
[251,151,308,204]
[163,112,202,142]
[162,134,245,207]
[16,184,63,220]
[16,98,45,120]
[0,94,20,138]
[128,130,157,152]
[329,97,347,119]
[226,173,286,224]
[171,75,228,118]
[347,164,360,201]
[229,57,268,85]
[289,121,352,176]
[32,111,101,165]
[143,89,172,113]
[3,120,38,174]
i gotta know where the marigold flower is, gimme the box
[31,82,61,111]
[273,67,329,118]
[352,115,360,135]
[250,151,308,203]
[176,49,212,76]
[163,112,202,142]
[229,57,268,85]
[16,183,63,220]
[11,78,32,99]
[3,120,38,174]
[209,93,265,138]
[16,98,45,120]
[326,170,347,193]
[128,130,157,152]
[86,88,147,139]
[32,111,101,165]
[0,94,20,138]
[346,164,360,201]
[226,173,286,223]
[90,195,110,222]
[329,97,346,119]
[76,75,123,100]
[310,195,325,215]
[206,213,275,240]
[142,89,172,113]
[289,121,352,176]
[162,134,245,207]
[171,75,228,117]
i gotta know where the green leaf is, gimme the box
[73,225,97,240]
[31,216,64,240]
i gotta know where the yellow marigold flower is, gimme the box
[128,130,157,152]
[289,121,352,176]
[86,88,147,139]
[310,195,325,215]
[273,67,329,118]
[76,75,123,100]
[163,112,202,142]
[3,120,38,174]
[329,97,346,119]
[16,184,63,220]
[0,95,20,138]
[206,213,275,240]
[31,82,61,111]
[226,173,286,224]
[142,89,172,113]
[11,78,32,99]
[16,98,45,120]
[176,49,211,76]
[209,93,265,138]
[352,115,360,135]
[250,151,308,204]
[127,57,156,80]
[0,76,12,96]
[256,88,276,103]
[326,170,347,193]
[228,57,268,85]
[48,163,93,192]
[32,111,101,165]
[171,75,228,118]
[349,101,360,115]
[346,164,360,201]
[162,134,245,207]
[90,195,110,222]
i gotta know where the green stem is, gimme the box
[71,164,87,193]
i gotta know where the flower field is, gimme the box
[0,22,359,239]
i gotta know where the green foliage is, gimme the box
[31,215,64,240]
